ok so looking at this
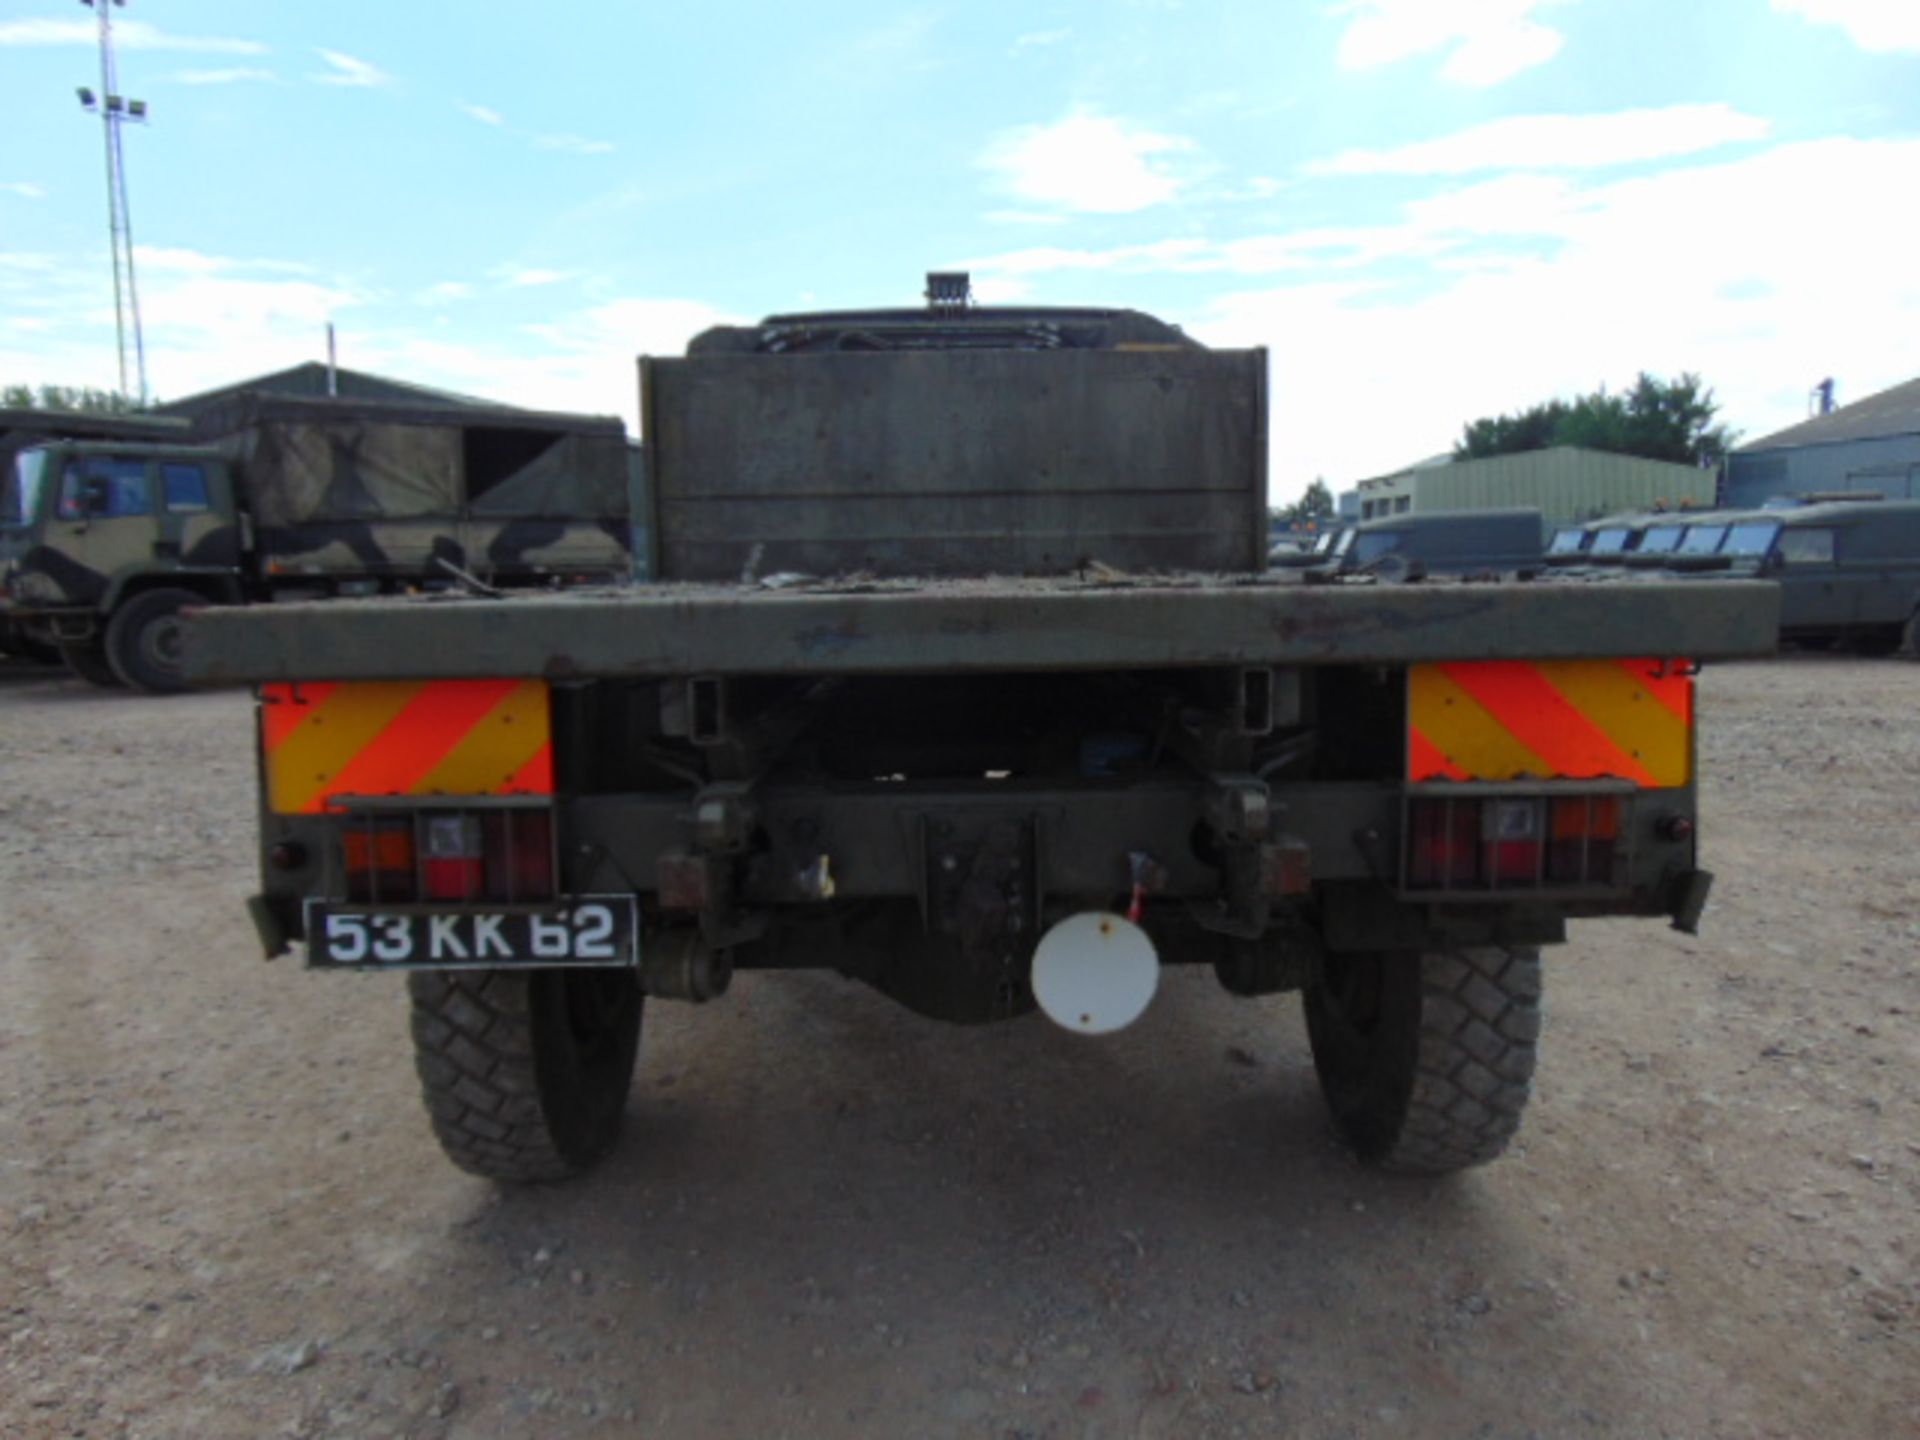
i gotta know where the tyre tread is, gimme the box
[408,971,579,1183]
[1379,945,1541,1174]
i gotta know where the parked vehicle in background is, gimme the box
[1,405,188,663]
[0,395,636,691]
[1587,499,1920,655]
[180,279,1780,1187]
[1744,500,1920,655]
[1321,507,1544,579]
[1269,525,1351,569]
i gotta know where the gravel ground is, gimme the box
[0,655,1915,1440]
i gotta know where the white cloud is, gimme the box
[0,246,363,400]
[415,298,743,426]
[951,135,1920,498]
[979,111,1196,214]
[1186,137,1920,498]
[1332,0,1567,86]
[493,268,574,290]
[983,210,1071,227]
[166,68,277,86]
[460,102,505,126]
[310,50,392,89]
[535,134,615,155]
[135,247,314,277]
[1770,0,1920,52]
[2,182,46,200]
[1011,28,1072,53]
[0,18,265,54]
[418,282,473,304]
[965,239,1215,278]
[1311,103,1770,175]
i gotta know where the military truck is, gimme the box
[1318,507,1544,580]
[182,279,1780,1184]
[1624,500,1920,655]
[0,406,191,663]
[0,394,635,691]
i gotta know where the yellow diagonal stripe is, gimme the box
[267,682,423,815]
[1534,661,1691,788]
[1408,665,1553,780]
[414,680,550,794]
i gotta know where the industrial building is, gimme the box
[1722,375,1920,507]
[1344,446,1715,526]
[155,362,496,426]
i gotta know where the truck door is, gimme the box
[157,459,241,572]
[40,455,158,608]
[1773,525,1846,634]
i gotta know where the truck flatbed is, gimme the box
[181,573,1780,683]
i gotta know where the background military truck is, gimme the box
[1323,507,1543,580]
[0,393,635,691]
[0,405,190,663]
[183,278,1780,1185]
[1621,499,1920,655]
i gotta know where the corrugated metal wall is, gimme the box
[1411,448,1714,524]
[1725,435,1920,507]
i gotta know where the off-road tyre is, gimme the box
[408,968,643,1183]
[59,639,123,688]
[1305,945,1541,1174]
[104,587,204,693]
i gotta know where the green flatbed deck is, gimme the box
[180,573,1782,683]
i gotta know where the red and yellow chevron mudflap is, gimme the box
[1408,659,1693,788]
[261,680,553,815]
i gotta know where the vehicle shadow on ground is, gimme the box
[355,968,1622,1432]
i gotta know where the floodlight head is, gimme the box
[77,86,97,108]
[127,99,146,119]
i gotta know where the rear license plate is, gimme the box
[303,897,638,970]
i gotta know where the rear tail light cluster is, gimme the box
[340,806,555,903]
[1405,794,1622,892]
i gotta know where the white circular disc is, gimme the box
[1031,911,1159,1036]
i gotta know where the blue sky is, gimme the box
[3,0,1917,500]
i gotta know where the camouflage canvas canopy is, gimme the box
[199,394,630,527]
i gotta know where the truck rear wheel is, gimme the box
[105,587,205,693]
[59,639,123,688]
[1304,945,1540,1174]
[408,968,643,1182]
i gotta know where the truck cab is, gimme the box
[1,439,242,684]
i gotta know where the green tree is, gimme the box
[1,383,143,415]
[1271,477,1335,529]
[1455,373,1734,467]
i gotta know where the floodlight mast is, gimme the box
[78,0,149,405]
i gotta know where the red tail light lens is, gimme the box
[343,819,416,902]
[422,814,485,901]
[1407,798,1483,888]
[483,809,554,902]
[1547,795,1619,883]
[337,807,554,903]
[1407,793,1623,891]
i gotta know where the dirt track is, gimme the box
[1,657,1916,1440]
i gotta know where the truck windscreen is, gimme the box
[1547,528,1586,555]
[3,449,49,527]
[1722,522,1781,557]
